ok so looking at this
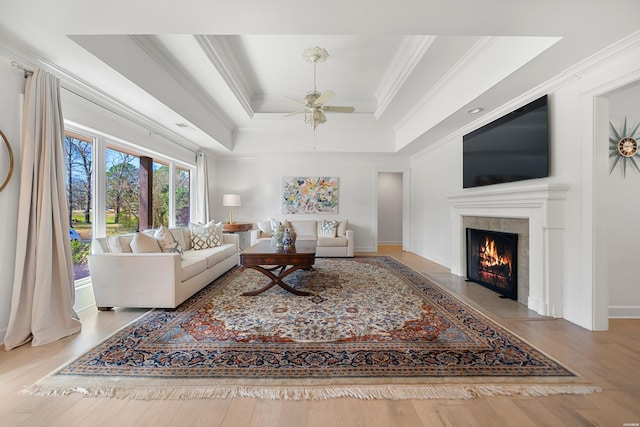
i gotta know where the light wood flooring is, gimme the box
[1,246,639,426]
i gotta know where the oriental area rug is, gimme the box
[25,257,599,400]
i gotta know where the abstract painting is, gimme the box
[281,176,339,214]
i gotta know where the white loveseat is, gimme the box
[250,219,354,257]
[89,226,238,310]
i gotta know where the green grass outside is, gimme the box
[70,210,138,239]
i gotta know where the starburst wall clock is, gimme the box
[609,117,640,177]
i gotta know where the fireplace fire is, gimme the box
[466,228,518,300]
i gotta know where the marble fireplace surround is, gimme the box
[447,183,570,318]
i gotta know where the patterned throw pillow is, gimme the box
[189,221,223,250]
[154,225,184,254]
[318,220,339,238]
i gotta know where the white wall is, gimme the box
[377,172,403,245]
[409,39,640,330]
[409,139,460,267]
[210,155,409,252]
[0,62,25,338]
[607,84,640,317]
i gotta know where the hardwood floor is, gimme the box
[1,246,639,426]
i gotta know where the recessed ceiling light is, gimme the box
[466,107,484,115]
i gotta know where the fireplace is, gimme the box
[448,184,570,317]
[466,228,518,300]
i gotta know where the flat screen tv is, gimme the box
[463,95,549,188]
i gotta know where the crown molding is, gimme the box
[374,36,435,120]
[194,34,254,118]
[131,35,234,130]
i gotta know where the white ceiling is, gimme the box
[1,0,639,157]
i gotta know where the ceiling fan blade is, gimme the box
[284,110,307,117]
[283,96,306,105]
[315,90,335,106]
[323,106,355,113]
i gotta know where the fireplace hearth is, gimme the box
[466,228,518,300]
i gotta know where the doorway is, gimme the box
[376,172,404,249]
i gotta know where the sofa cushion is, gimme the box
[222,243,238,258]
[180,256,207,281]
[189,221,223,250]
[318,220,338,237]
[337,220,348,237]
[317,236,348,247]
[155,226,184,254]
[182,247,226,269]
[290,220,316,238]
[130,232,162,253]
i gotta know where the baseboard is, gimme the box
[74,281,96,313]
[378,241,402,246]
[608,305,640,318]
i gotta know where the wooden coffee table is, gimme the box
[239,240,316,296]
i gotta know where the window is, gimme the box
[64,125,196,285]
[106,147,140,236]
[176,167,191,227]
[152,161,169,228]
[65,132,93,281]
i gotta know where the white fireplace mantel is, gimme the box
[447,183,571,318]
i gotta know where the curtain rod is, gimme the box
[10,61,33,77]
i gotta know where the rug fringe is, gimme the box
[22,383,601,401]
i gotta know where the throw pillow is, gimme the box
[107,236,124,253]
[337,220,348,237]
[256,220,273,237]
[130,232,162,253]
[318,220,338,238]
[270,219,290,231]
[154,225,184,254]
[189,221,223,250]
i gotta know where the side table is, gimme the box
[222,222,253,249]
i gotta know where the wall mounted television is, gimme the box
[463,95,549,188]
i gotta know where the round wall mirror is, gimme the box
[0,130,14,193]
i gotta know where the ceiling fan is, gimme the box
[285,46,355,130]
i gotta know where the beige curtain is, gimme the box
[195,152,210,223]
[3,69,81,351]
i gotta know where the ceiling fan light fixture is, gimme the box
[302,46,329,64]
[284,46,355,131]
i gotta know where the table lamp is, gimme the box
[222,194,241,224]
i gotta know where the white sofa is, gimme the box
[89,226,238,310]
[250,219,354,257]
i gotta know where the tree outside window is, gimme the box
[65,133,93,281]
[176,167,190,226]
[106,148,140,235]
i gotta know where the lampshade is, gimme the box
[222,194,241,207]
